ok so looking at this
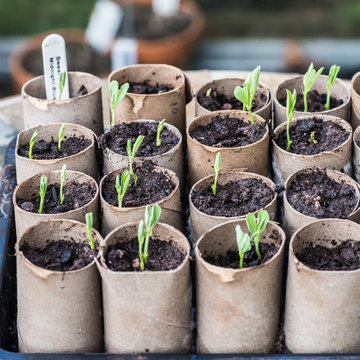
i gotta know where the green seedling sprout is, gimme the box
[235,225,252,269]
[310,131,318,144]
[126,135,144,186]
[325,65,340,110]
[211,152,221,195]
[115,171,131,208]
[233,66,261,124]
[58,124,65,151]
[109,80,129,127]
[38,175,47,214]
[303,62,324,113]
[285,89,297,152]
[60,164,66,205]
[59,71,66,100]
[156,119,166,147]
[246,209,269,261]
[86,212,95,250]
[138,220,146,271]
[28,130,38,159]
[206,88,212,97]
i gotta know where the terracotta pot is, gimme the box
[100,166,182,235]
[97,221,191,353]
[351,71,360,129]
[187,110,269,186]
[15,122,98,184]
[16,219,103,353]
[189,170,277,242]
[285,219,360,353]
[353,126,360,182]
[13,170,99,239]
[196,219,285,353]
[274,75,350,128]
[272,115,353,184]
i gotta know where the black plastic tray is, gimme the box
[0,137,359,360]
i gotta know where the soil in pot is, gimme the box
[279,90,343,112]
[99,121,179,157]
[189,115,266,147]
[276,117,350,155]
[191,178,275,217]
[127,80,173,94]
[286,169,358,219]
[102,162,174,207]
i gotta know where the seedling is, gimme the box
[206,88,212,97]
[60,164,66,205]
[86,212,95,250]
[28,130,38,159]
[156,119,166,147]
[233,66,261,124]
[58,124,65,151]
[58,71,67,100]
[325,65,340,110]
[246,209,269,261]
[211,152,221,195]
[235,225,252,269]
[115,171,130,208]
[138,220,145,271]
[109,80,129,127]
[310,131,318,144]
[302,62,324,113]
[285,89,297,152]
[38,175,48,214]
[126,135,144,186]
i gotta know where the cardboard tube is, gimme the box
[97,221,191,353]
[274,75,350,128]
[284,219,360,353]
[283,167,360,238]
[100,166,182,235]
[351,71,360,129]
[189,170,277,241]
[16,219,103,353]
[187,110,269,186]
[13,170,99,239]
[15,122,98,184]
[108,64,192,135]
[272,115,353,184]
[196,219,285,353]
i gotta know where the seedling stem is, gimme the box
[156,119,166,147]
[38,175,47,214]
[286,89,297,152]
[58,124,65,151]
[109,80,129,127]
[28,130,38,159]
[211,152,221,195]
[325,65,340,111]
[60,164,66,205]
[115,171,131,208]
[86,212,95,250]
[246,210,269,261]
[126,135,144,186]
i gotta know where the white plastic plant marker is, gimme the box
[111,38,138,71]
[152,0,180,16]
[85,0,123,54]
[42,34,70,101]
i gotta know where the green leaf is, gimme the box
[145,205,151,229]
[235,225,252,255]
[246,213,257,234]
[150,204,162,227]
[257,210,269,233]
[206,88,212,97]
[61,164,66,182]
[327,65,340,92]
[121,171,131,195]
[214,152,221,172]
[303,62,324,95]
[126,138,132,157]
[86,212,93,231]
[117,82,129,104]
[234,85,249,106]
[132,135,144,157]
[286,89,297,120]
[138,220,145,245]
[249,65,261,102]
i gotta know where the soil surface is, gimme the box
[18,181,96,214]
[279,89,343,112]
[18,136,91,160]
[296,239,360,271]
[276,117,350,155]
[286,169,358,219]
[198,89,268,112]
[21,240,97,271]
[127,80,173,94]
[191,178,274,217]
[106,237,184,271]
[99,121,179,157]
[190,115,266,147]
[102,162,175,208]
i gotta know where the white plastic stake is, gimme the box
[42,34,70,101]
[152,0,180,16]
[111,38,138,71]
[85,0,123,54]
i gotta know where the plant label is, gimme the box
[152,0,180,16]
[42,34,70,101]
[85,0,123,54]
[111,38,138,70]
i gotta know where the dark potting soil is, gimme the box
[203,230,281,269]
[191,178,274,217]
[102,162,175,208]
[18,136,91,160]
[286,169,358,219]
[106,238,184,272]
[21,240,96,271]
[127,80,173,94]
[189,115,266,147]
[18,182,96,214]
[198,89,268,112]
[99,121,179,157]
[296,239,360,271]
[279,89,343,112]
[276,117,350,155]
